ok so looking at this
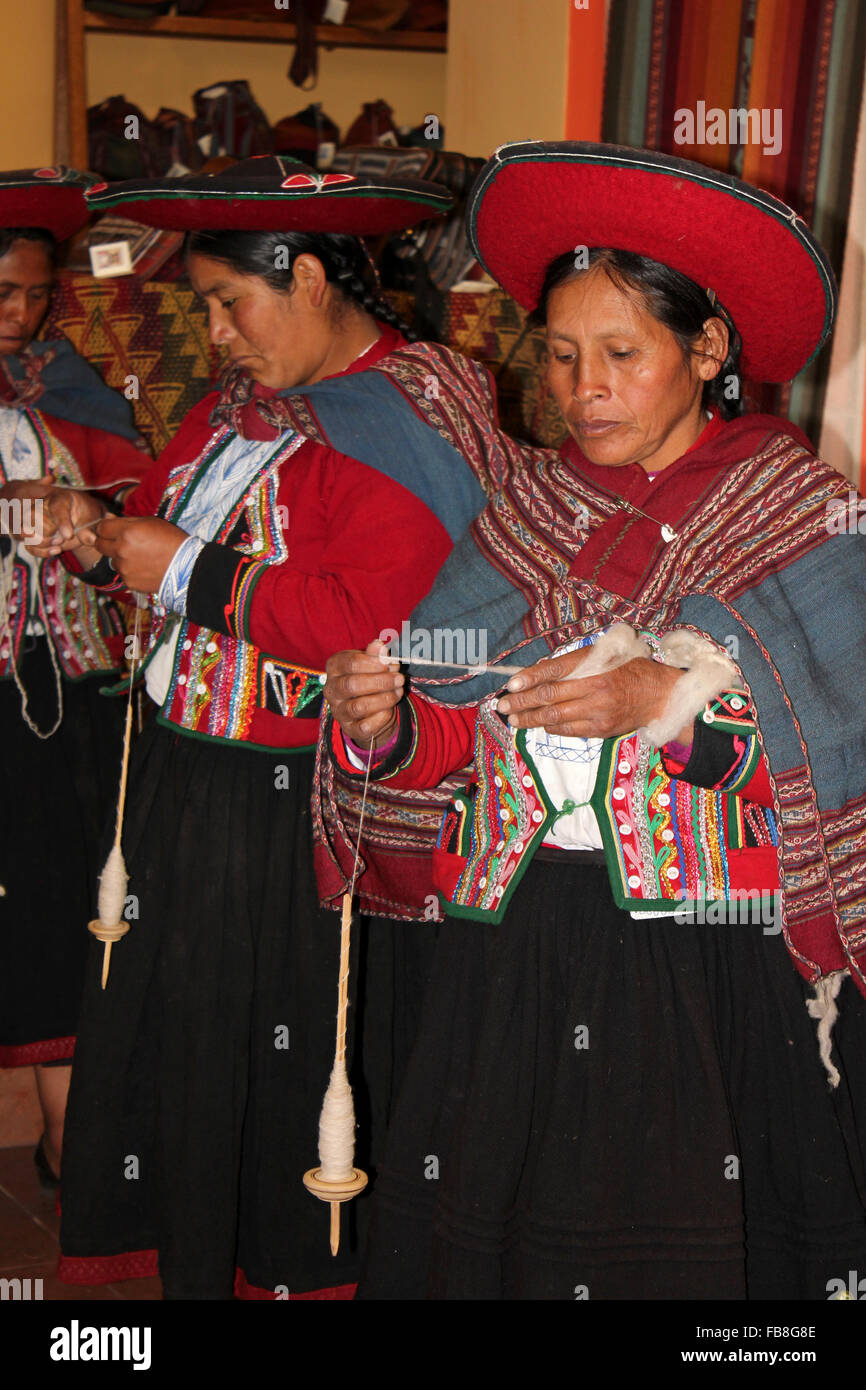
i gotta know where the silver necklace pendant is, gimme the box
[660,523,677,543]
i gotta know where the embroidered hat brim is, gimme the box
[0,167,94,242]
[85,154,453,235]
[468,141,836,382]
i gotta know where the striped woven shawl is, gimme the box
[314,405,866,998]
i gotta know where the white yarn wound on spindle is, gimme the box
[806,970,846,1088]
[317,1060,357,1183]
[97,842,129,926]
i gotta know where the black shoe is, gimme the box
[34,1135,60,1191]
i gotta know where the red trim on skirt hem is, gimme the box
[0,1036,75,1067]
[59,1250,159,1285]
[233,1269,356,1300]
[58,1250,356,1299]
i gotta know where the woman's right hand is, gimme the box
[323,639,405,748]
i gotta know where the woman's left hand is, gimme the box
[23,486,107,557]
[496,649,687,740]
[85,516,188,593]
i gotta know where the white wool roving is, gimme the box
[806,971,846,1088]
[563,622,652,678]
[562,624,740,748]
[642,631,739,747]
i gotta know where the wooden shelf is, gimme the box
[59,0,447,169]
[82,12,446,52]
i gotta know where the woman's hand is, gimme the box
[323,639,404,748]
[0,479,56,546]
[496,649,689,741]
[22,487,107,559]
[84,516,188,593]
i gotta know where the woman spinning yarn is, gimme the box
[322,142,866,1299]
[0,168,149,1191]
[49,156,533,1298]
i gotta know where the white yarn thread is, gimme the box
[91,600,144,988]
[0,523,64,740]
[313,752,374,1185]
[0,448,141,738]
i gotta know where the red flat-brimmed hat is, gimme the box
[85,154,452,235]
[468,141,836,382]
[0,167,93,242]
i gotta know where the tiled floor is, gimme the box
[0,1145,162,1300]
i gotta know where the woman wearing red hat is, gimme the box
[47,156,535,1299]
[0,168,149,1191]
[323,142,866,1299]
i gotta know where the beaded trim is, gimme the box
[154,428,299,742]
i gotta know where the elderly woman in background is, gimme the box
[0,168,149,1190]
[323,142,866,1300]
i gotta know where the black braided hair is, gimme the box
[186,229,416,342]
[0,227,58,267]
[535,247,744,419]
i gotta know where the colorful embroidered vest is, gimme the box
[433,695,780,922]
[0,409,124,680]
[141,427,324,750]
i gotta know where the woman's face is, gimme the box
[545,266,721,473]
[0,240,54,356]
[188,252,346,390]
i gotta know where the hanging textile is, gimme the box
[818,74,866,488]
[603,0,866,438]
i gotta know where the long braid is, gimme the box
[327,239,417,342]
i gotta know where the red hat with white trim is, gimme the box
[467,140,836,383]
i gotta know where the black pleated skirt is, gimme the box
[58,720,437,1298]
[0,639,125,1064]
[359,858,866,1300]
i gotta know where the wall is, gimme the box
[444,0,571,158]
[0,3,609,170]
[0,8,445,169]
[0,0,56,168]
[0,0,52,1127]
[85,34,447,142]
